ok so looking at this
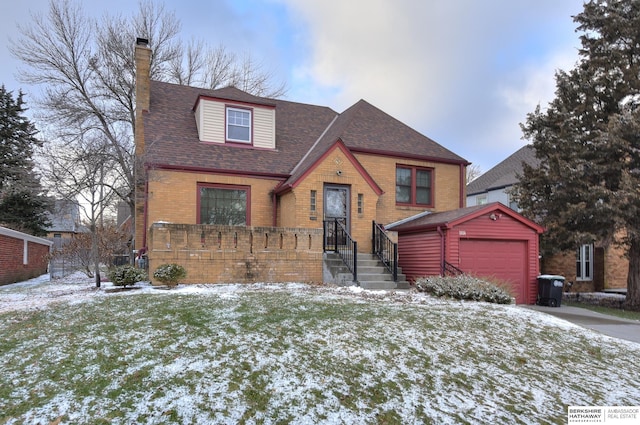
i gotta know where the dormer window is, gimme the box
[226,107,252,143]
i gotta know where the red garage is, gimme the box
[388,203,544,304]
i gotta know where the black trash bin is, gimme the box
[537,275,565,307]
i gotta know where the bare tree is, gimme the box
[39,132,123,286]
[10,0,181,217]
[466,164,483,185]
[167,41,287,98]
[11,0,287,249]
[50,226,130,279]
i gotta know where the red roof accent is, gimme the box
[274,139,384,196]
[389,202,544,234]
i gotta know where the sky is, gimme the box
[0,0,586,174]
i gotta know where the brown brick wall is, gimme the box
[138,146,464,259]
[354,153,462,224]
[145,170,280,230]
[541,250,593,292]
[288,146,380,252]
[278,191,298,228]
[0,233,51,285]
[148,223,323,284]
[603,242,628,290]
[543,242,629,292]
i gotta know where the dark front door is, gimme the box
[324,185,350,248]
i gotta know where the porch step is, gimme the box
[323,252,410,290]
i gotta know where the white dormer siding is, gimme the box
[194,97,275,149]
[253,107,276,149]
[195,99,225,143]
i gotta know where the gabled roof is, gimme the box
[387,202,544,234]
[145,81,337,177]
[276,139,383,195]
[334,100,466,163]
[144,82,468,180]
[467,145,539,196]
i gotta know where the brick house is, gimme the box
[0,226,53,285]
[467,145,628,292]
[134,39,469,286]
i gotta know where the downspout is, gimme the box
[459,163,466,208]
[272,191,277,227]
[437,226,445,276]
[142,175,149,251]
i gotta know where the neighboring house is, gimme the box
[133,39,469,287]
[469,145,627,293]
[45,199,85,249]
[387,203,544,304]
[116,202,132,230]
[0,226,53,285]
[466,145,538,211]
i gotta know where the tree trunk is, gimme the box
[626,238,640,310]
[92,225,101,288]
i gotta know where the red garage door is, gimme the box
[459,239,528,304]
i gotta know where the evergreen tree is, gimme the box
[0,85,50,236]
[514,0,640,308]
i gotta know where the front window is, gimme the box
[198,184,249,225]
[226,107,251,143]
[396,166,433,206]
[576,244,593,281]
[476,195,488,205]
[310,190,317,212]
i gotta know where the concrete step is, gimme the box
[324,252,411,290]
[358,272,394,281]
[360,281,398,290]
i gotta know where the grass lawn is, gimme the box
[1,277,639,424]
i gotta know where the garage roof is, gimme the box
[387,202,544,234]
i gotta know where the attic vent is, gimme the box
[136,37,149,46]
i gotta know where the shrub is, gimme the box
[108,265,148,287]
[415,275,512,304]
[153,263,187,287]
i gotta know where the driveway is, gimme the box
[524,304,640,344]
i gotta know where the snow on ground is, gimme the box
[2,273,640,424]
[0,272,100,313]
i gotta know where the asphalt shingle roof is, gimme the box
[466,145,539,195]
[388,204,490,231]
[143,82,468,178]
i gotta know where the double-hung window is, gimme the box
[396,166,433,207]
[226,107,252,143]
[198,184,250,225]
[576,244,593,281]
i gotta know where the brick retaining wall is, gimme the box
[148,223,324,284]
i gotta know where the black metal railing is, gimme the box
[443,261,464,276]
[323,219,357,282]
[372,221,398,282]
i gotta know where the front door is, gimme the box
[324,185,350,247]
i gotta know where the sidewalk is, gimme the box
[524,304,640,344]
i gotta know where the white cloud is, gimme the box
[281,0,584,171]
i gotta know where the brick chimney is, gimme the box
[134,37,151,253]
[134,37,151,156]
